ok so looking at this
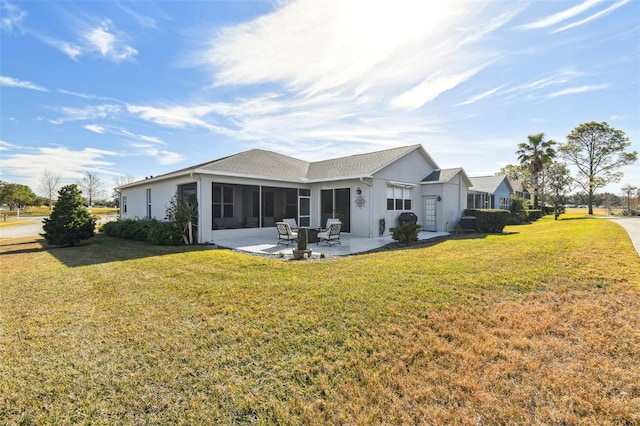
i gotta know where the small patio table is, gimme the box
[305,227,320,243]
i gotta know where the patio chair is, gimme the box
[283,218,298,231]
[323,218,341,230]
[276,222,298,245]
[317,222,342,246]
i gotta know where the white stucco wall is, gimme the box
[370,149,437,235]
[120,176,199,221]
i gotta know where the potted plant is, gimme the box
[292,227,313,260]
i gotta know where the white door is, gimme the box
[423,196,437,231]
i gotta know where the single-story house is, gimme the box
[509,179,531,201]
[119,144,471,244]
[467,175,514,210]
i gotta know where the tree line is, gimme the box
[499,121,637,217]
[0,171,136,211]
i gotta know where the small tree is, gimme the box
[165,193,198,244]
[0,183,37,211]
[78,171,104,209]
[545,163,572,220]
[41,184,95,246]
[39,169,61,210]
[559,122,637,215]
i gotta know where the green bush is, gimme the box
[389,223,422,243]
[101,218,182,245]
[41,184,95,246]
[464,209,510,233]
[621,209,639,217]
[527,210,544,221]
[507,196,529,224]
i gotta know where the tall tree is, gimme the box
[559,122,637,215]
[39,169,62,210]
[621,184,638,212]
[516,133,557,209]
[78,171,104,208]
[0,183,37,210]
[545,162,573,220]
[497,164,533,188]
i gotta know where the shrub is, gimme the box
[101,218,181,245]
[41,184,95,246]
[621,209,639,217]
[527,210,544,221]
[389,223,422,243]
[464,209,510,233]
[508,196,529,224]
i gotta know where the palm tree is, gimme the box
[516,133,556,209]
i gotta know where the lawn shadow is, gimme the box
[0,234,215,268]
[448,231,520,241]
[0,239,48,256]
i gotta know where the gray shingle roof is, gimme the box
[469,175,511,194]
[306,145,421,180]
[422,167,464,183]
[197,149,310,181]
[194,144,423,181]
[121,144,430,188]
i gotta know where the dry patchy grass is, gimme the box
[1,217,639,424]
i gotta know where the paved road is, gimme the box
[0,217,45,239]
[0,216,118,239]
[606,217,640,257]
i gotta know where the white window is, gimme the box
[122,195,127,214]
[499,197,510,210]
[387,185,412,210]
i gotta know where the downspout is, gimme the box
[190,172,202,244]
[360,177,373,238]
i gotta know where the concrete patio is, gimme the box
[212,230,450,258]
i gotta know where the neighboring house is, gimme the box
[467,175,514,210]
[510,179,531,201]
[119,145,470,244]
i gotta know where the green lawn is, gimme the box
[1,216,639,424]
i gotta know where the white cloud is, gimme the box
[126,103,233,134]
[179,0,518,148]
[0,140,17,151]
[519,0,603,29]
[545,84,609,99]
[0,75,47,92]
[553,0,630,33]
[120,129,164,144]
[0,146,118,190]
[118,4,157,29]
[33,18,137,62]
[391,66,486,111]
[50,104,121,124]
[456,85,505,106]
[201,0,505,96]
[83,19,138,62]
[84,124,106,134]
[1,1,26,32]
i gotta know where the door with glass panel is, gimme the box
[298,189,311,227]
[423,196,437,231]
[320,188,350,232]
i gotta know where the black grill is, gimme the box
[398,211,418,226]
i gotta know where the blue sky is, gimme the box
[1,0,638,197]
